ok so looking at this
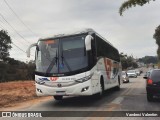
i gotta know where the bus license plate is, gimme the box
[56,91,66,95]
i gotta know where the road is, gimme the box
[1,72,160,120]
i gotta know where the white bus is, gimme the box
[27,29,122,100]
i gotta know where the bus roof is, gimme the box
[40,28,94,40]
[39,28,117,51]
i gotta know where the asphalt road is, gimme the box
[1,72,160,120]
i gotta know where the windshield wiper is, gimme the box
[61,50,72,72]
[46,50,58,74]
[55,50,58,66]
[61,50,64,65]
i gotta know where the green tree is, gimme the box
[119,0,156,16]
[120,52,138,70]
[119,0,160,64]
[132,62,138,68]
[26,60,35,80]
[153,25,160,61]
[120,52,128,70]
[0,62,8,82]
[126,56,134,67]
[0,30,12,61]
[139,56,158,64]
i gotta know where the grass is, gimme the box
[0,81,41,108]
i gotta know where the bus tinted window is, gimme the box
[96,35,120,62]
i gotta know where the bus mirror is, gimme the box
[36,46,39,51]
[26,43,37,57]
[85,35,93,51]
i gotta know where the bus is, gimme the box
[27,29,122,100]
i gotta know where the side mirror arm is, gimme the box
[26,43,37,57]
[85,35,93,51]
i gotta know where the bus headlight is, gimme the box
[75,73,93,83]
[36,80,45,85]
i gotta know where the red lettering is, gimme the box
[50,77,58,81]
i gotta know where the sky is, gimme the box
[0,0,159,62]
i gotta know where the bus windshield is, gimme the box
[35,34,88,75]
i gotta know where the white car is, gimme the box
[122,71,129,83]
[135,69,140,76]
[127,70,137,78]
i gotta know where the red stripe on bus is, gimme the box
[104,58,112,80]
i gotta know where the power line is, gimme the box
[0,19,30,47]
[0,13,31,44]
[12,43,26,53]
[0,21,34,57]
[11,42,34,57]
[0,23,4,29]
[3,0,39,37]
[0,2,34,59]
[0,29,26,56]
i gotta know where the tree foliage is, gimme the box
[0,29,36,82]
[119,0,159,62]
[138,56,158,64]
[119,0,156,16]
[120,53,128,69]
[0,58,35,82]
[120,52,138,70]
[0,30,12,61]
[153,25,160,61]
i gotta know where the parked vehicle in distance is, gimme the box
[122,71,129,83]
[143,69,160,102]
[127,70,137,78]
[144,69,152,78]
[135,69,141,76]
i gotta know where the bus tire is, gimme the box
[53,96,63,100]
[115,77,120,91]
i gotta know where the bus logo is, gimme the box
[57,83,62,87]
[104,58,112,80]
[50,77,58,81]
[38,78,50,81]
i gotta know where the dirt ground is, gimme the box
[0,81,49,109]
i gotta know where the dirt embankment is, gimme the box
[0,81,47,108]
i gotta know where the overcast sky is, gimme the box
[0,0,159,62]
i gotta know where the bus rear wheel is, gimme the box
[115,78,120,91]
[53,96,63,100]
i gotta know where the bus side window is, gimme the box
[92,39,97,63]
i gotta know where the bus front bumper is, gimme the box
[35,80,93,96]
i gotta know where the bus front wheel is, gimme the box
[115,78,120,91]
[53,96,63,100]
[94,77,104,99]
